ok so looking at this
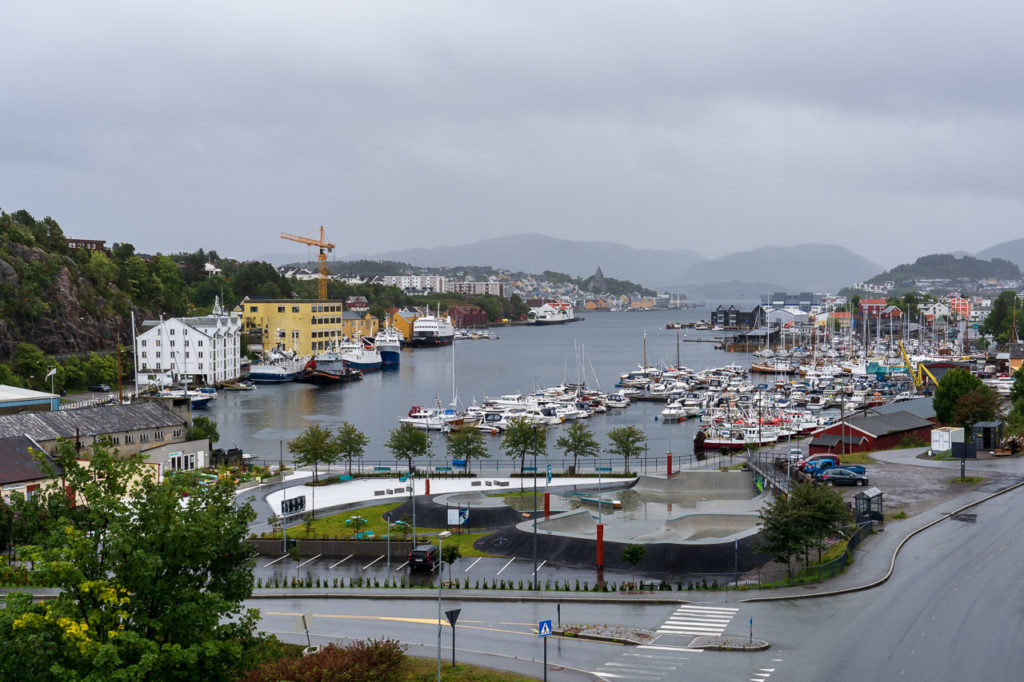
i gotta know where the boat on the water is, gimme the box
[369,325,403,367]
[249,350,307,383]
[409,314,455,347]
[527,302,577,325]
[339,337,383,371]
[222,380,256,391]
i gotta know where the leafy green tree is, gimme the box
[11,342,46,388]
[606,426,647,474]
[757,493,806,576]
[933,367,984,424]
[445,428,490,473]
[441,543,462,586]
[980,291,1023,343]
[950,387,1000,428]
[501,418,546,478]
[621,544,646,587]
[0,439,259,681]
[335,421,369,475]
[788,482,849,563]
[384,423,428,473]
[555,421,600,472]
[289,424,341,484]
[187,415,221,445]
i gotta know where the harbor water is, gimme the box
[208,307,763,469]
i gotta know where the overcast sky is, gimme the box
[1,1,1022,267]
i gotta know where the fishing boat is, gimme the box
[370,325,403,367]
[222,380,256,391]
[249,350,307,383]
[339,337,383,372]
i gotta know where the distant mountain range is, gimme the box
[358,235,883,294]
[356,233,704,288]
[975,238,1024,269]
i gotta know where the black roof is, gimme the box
[0,403,185,442]
[868,398,936,421]
[843,410,933,438]
[810,434,867,447]
[0,435,57,485]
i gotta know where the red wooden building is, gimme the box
[808,410,933,456]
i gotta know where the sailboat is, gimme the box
[398,339,480,431]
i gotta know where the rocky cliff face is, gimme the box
[0,244,137,358]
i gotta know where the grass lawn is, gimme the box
[398,658,536,680]
[838,452,876,465]
[949,476,984,484]
[272,502,499,557]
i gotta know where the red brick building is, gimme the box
[448,305,487,328]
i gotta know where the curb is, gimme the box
[245,590,688,605]
[738,477,1024,602]
[554,629,652,646]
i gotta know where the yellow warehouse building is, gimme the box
[232,297,379,354]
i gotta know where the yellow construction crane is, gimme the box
[280,226,336,300]
[899,341,939,393]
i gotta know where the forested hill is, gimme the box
[0,209,527,363]
[867,253,1020,285]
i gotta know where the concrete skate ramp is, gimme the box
[665,513,759,541]
[630,472,753,504]
[535,509,597,536]
[439,491,506,507]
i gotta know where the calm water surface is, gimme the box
[209,308,759,466]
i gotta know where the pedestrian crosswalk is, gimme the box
[656,604,739,636]
[592,647,696,680]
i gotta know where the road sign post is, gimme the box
[445,608,461,667]
[538,619,552,682]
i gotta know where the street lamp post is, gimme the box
[386,514,392,585]
[436,530,451,682]
[533,426,538,591]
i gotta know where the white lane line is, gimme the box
[394,560,409,570]
[533,560,547,575]
[329,554,353,569]
[638,645,702,653]
[263,554,288,567]
[496,558,515,575]
[673,605,739,613]
[361,555,384,571]
[297,553,322,568]
[464,557,482,573]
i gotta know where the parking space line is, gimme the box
[496,558,515,575]
[297,553,322,568]
[394,560,409,570]
[532,560,547,576]
[464,557,482,573]
[263,554,288,568]
[329,554,353,569]
[362,555,384,571]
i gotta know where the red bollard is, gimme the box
[667,453,673,477]
[596,523,604,569]
[544,492,550,518]
[425,478,430,495]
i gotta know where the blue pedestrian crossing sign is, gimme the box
[538,619,553,638]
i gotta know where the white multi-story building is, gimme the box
[444,281,505,297]
[135,299,242,387]
[382,275,446,293]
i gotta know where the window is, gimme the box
[169,328,175,335]
[140,433,149,443]
[173,429,182,438]
[125,434,135,444]
[156,340,161,346]
[141,340,147,346]
[277,306,285,313]
[185,340,190,346]
[156,431,164,440]
[292,306,300,313]
[170,340,175,347]
[198,352,203,358]
[250,306,258,312]
[198,340,203,346]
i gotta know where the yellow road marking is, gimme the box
[263,612,534,637]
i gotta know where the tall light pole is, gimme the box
[532,426,538,590]
[386,514,392,585]
[437,530,451,682]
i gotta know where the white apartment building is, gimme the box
[136,301,242,387]
[382,275,446,293]
[444,281,505,297]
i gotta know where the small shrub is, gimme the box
[239,638,407,682]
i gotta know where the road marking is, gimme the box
[296,553,322,568]
[496,558,515,575]
[637,645,702,653]
[263,554,288,567]
[533,560,547,575]
[464,557,482,573]
[329,555,353,569]
[394,560,409,570]
[362,555,383,570]
[657,605,738,635]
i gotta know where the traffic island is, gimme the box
[554,624,656,645]
[688,635,770,651]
